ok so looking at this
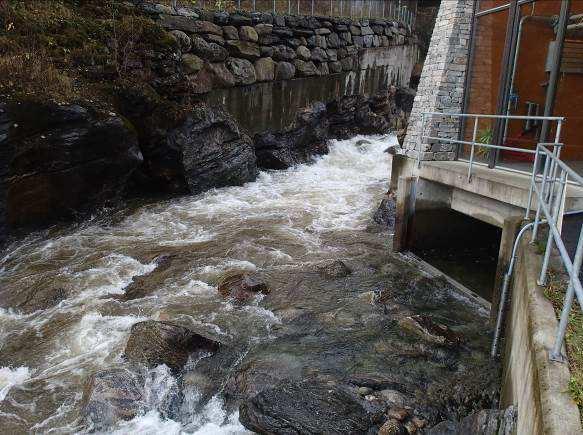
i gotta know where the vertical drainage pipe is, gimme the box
[491,222,534,358]
[540,0,571,144]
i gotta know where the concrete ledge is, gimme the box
[501,236,582,434]
[419,160,583,212]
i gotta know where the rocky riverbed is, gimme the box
[0,135,499,433]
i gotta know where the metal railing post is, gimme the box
[253,0,256,12]
[532,149,552,243]
[550,224,583,362]
[467,117,479,183]
[525,144,541,219]
[538,169,568,286]
[238,0,241,9]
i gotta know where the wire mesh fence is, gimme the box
[185,1,415,26]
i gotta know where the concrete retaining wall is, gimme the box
[501,236,582,434]
[205,44,417,133]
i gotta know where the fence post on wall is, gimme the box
[237,0,241,10]
[252,0,256,12]
[297,0,300,15]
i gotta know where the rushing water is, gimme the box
[0,135,497,434]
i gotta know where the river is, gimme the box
[0,135,497,433]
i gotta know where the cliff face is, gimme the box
[0,1,419,243]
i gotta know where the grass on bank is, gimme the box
[0,0,176,104]
[544,271,583,420]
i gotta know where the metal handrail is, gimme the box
[417,112,582,363]
[417,112,565,183]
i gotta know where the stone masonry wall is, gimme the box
[402,0,473,161]
[138,2,414,94]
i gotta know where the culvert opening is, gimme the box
[409,208,502,302]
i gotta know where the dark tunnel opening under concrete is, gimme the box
[409,208,502,302]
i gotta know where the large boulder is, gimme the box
[226,58,256,85]
[81,368,145,431]
[275,61,296,80]
[225,40,261,60]
[124,321,220,372]
[217,272,269,302]
[117,87,257,195]
[81,366,182,431]
[398,315,464,348]
[0,101,142,242]
[254,102,329,169]
[239,380,376,434]
[191,36,228,62]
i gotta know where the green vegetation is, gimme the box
[544,270,583,421]
[0,0,176,104]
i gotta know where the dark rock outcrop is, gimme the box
[398,315,464,348]
[239,380,377,434]
[15,287,68,314]
[254,102,329,169]
[124,321,220,372]
[253,89,405,170]
[217,272,269,302]
[0,101,142,242]
[427,407,517,435]
[117,86,257,194]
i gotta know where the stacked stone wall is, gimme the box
[402,0,473,161]
[139,2,414,94]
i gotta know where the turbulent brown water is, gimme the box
[0,135,497,434]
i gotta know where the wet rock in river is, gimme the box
[427,407,516,435]
[217,272,269,302]
[124,321,219,373]
[373,191,397,230]
[14,287,68,313]
[119,254,177,301]
[317,259,352,279]
[81,368,145,431]
[239,380,377,434]
[398,315,463,348]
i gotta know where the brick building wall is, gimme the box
[402,0,474,161]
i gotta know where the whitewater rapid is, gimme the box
[0,135,396,433]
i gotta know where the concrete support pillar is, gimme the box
[393,176,416,252]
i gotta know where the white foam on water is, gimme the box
[0,366,31,401]
[0,134,395,432]
[36,312,147,380]
[72,254,157,299]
